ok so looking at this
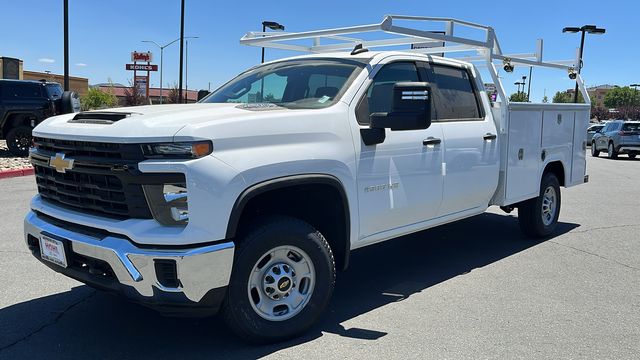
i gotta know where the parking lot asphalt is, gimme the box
[0,155,639,360]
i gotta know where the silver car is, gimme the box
[587,124,605,145]
[591,120,640,159]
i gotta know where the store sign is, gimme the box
[135,76,148,97]
[131,51,153,62]
[126,64,158,71]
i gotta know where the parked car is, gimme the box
[23,16,590,343]
[587,124,604,145]
[591,120,640,159]
[0,80,80,156]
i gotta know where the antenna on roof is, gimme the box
[351,43,369,55]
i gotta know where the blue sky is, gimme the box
[0,0,636,102]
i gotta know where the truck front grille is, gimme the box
[31,137,153,220]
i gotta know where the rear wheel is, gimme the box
[518,173,561,238]
[590,141,600,157]
[607,142,618,159]
[222,216,335,343]
[5,125,32,157]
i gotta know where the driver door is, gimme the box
[354,61,444,241]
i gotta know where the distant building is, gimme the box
[96,85,198,105]
[0,56,88,96]
[567,84,616,108]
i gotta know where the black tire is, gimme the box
[628,153,637,159]
[222,215,335,343]
[518,173,561,238]
[5,125,32,157]
[607,142,618,159]
[590,141,600,157]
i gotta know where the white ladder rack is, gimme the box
[240,15,589,104]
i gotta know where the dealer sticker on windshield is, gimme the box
[39,235,68,268]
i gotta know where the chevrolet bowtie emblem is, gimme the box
[49,153,74,173]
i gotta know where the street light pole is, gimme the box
[563,25,606,103]
[178,0,185,104]
[142,36,197,104]
[261,21,285,64]
[63,0,69,91]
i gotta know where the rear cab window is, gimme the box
[418,62,484,121]
[622,123,640,133]
[46,84,63,99]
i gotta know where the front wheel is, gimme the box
[590,142,600,157]
[518,173,561,238]
[5,125,32,157]
[607,142,618,159]
[222,216,335,343]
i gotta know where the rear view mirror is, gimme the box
[370,82,432,131]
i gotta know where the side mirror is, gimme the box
[197,90,211,101]
[370,82,432,131]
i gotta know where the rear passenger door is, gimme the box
[418,62,499,216]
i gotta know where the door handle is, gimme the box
[423,137,441,146]
[483,133,497,141]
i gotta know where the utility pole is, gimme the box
[63,0,69,91]
[178,0,185,103]
[527,67,533,101]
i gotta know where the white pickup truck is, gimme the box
[24,16,590,342]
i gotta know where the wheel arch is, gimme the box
[542,160,565,187]
[1,111,37,136]
[226,174,351,271]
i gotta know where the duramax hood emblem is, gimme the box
[49,153,74,173]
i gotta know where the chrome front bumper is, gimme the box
[24,211,234,309]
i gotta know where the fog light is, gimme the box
[143,183,189,226]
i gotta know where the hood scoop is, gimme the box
[68,111,134,124]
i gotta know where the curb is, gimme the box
[0,167,35,179]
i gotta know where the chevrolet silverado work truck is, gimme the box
[24,16,591,342]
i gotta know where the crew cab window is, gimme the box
[420,63,483,121]
[202,59,365,109]
[355,62,420,125]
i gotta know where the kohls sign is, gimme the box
[131,51,153,62]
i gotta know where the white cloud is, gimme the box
[38,58,55,63]
[75,63,88,67]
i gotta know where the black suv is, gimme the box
[0,80,80,156]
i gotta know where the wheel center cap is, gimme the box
[277,277,292,292]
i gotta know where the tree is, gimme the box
[552,90,584,103]
[166,83,180,104]
[123,80,145,106]
[509,92,528,102]
[542,95,549,103]
[603,86,640,108]
[81,87,118,110]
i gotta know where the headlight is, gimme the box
[142,141,213,159]
[143,183,189,226]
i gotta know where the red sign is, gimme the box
[126,64,158,71]
[131,51,153,62]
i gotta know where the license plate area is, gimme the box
[39,234,68,268]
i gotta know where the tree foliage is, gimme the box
[509,92,528,102]
[552,90,585,104]
[81,87,118,110]
[166,83,180,104]
[603,86,640,108]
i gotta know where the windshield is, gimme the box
[201,59,366,109]
[46,84,63,99]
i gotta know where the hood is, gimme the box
[33,103,291,143]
